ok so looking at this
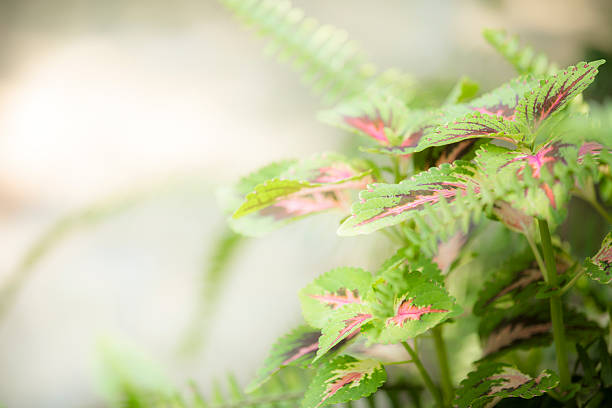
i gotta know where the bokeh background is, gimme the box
[0,1,611,406]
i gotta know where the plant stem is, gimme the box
[574,182,612,225]
[402,341,444,407]
[393,157,402,183]
[383,359,413,366]
[588,197,612,225]
[523,230,547,277]
[432,326,454,405]
[557,267,585,296]
[537,219,571,389]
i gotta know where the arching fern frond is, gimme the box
[0,176,211,323]
[125,367,422,408]
[179,227,246,354]
[121,368,311,408]
[483,28,557,76]
[219,0,377,102]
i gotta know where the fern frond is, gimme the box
[129,369,423,408]
[0,176,209,323]
[180,227,245,354]
[219,0,376,102]
[483,28,557,76]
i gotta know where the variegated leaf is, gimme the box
[230,153,372,236]
[218,159,297,214]
[248,325,321,391]
[473,258,541,316]
[479,302,601,359]
[338,161,479,236]
[474,142,578,225]
[585,232,612,284]
[455,363,559,408]
[369,76,536,155]
[365,267,461,344]
[233,179,319,218]
[315,304,373,361]
[515,60,605,131]
[301,355,386,408]
[423,112,521,149]
[318,91,424,147]
[299,267,374,328]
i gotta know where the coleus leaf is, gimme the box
[338,161,479,236]
[371,76,536,155]
[230,153,372,236]
[473,254,540,316]
[315,303,373,362]
[318,91,424,147]
[515,60,605,132]
[585,232,612,284]
[247,325,321,391]
[479,301,602,359]
[364,266,461,344]
[301,355,386,408]
[299,267,374,328]
[443,76,480,105]
[420,112,521,150]
[218,159,297,214]
[474,142,578,224]
[455,362,559,408]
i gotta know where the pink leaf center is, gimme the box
[316,371,363,408]
[310,289,361,309]
[344,115,388,144]
[386,299,448,328]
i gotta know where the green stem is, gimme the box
[608,308,612,354]
[537,219,571,389]
[557,267,585,296]
[432,326,454,405]
[588,197,612,225]
[392,157,402,183]
[523,230,547,278]
[574,182,612,225]
[402,341,444,407]
[383,359,413,366]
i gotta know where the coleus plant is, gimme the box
[218,2,612,407]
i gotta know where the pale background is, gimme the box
[0,1,610,406]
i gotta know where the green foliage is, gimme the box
[515,60,606,134]
[55,4,609,407]
[455,363,559,408]
[213,15,612,407]
[585,232,612,284]
[229,153,372,236]
[299,267,373,328]
[218,0,388,102]
[301,356,386,408]
[315,303,372,361]
[364,265,461,344]
[337,161,480,240]
[248,325,320,391]
[483,29,556,76]
[180,227,245,354]
[124,367,312,408]
[444,77,480,106]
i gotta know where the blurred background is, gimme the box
[0,0,611,406]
